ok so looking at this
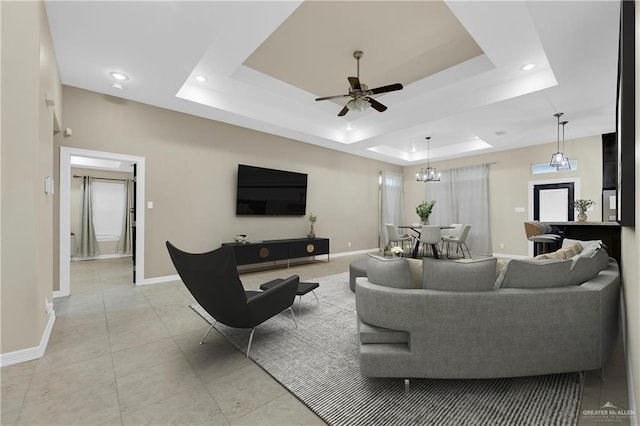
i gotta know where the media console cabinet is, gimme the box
[222,237,330,270]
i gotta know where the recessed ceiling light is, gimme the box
[111,83,123,90]
[194,75,208,83]
[520,63,536,71]
[345,123,353,131]
[110,71,129,81]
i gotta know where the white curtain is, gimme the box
[380,171,405,248]
[424,164,492,255]
[77,176,99,257]
[117,179,134,255]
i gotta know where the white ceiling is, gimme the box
[44,1,620,166]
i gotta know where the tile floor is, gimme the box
[1,254,631,425]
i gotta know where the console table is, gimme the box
[222,237,330,270]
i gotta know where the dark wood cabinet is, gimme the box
[223,237,330,269]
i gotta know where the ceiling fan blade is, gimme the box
[367,98,387,113]
[348,77,361,90]
[315,94,350,101]
[337,106,350,116]
[369,83,403,95]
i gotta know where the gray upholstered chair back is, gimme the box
[386,223,401,241]
[419,225,442,244]
[457,225,472,242]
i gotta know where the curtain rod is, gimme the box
[72,174,129,183]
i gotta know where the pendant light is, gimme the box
[556,120,571,171]
[549,112,568,168]
[416,137,441,182]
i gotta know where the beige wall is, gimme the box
[57,86,401,279]
[620,0,640,414]
[403,136,603,256]
[1,1,60,353]
[69,167,134,258]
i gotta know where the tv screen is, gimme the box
[236,164,307,216]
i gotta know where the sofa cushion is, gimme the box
[358,319,409,344]
[568,247,610,286]
[423,257,497,292]
[366,254,413,289]
[495,259,571,289]
[534,244,582,260]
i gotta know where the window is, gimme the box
[92,181,125,241]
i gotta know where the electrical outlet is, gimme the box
[348,242,352,248]
[499,243,505,249]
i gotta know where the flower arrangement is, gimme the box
[390,246,404,255]
[570,199,595,214]
[307,213,317,238]
[416,200,437,223]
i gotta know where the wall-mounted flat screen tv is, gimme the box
[236,164,307,216]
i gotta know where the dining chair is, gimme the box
[440,223,461,256]
[386,223,413,252]
[442,224,472,259]
[419,225,442,258]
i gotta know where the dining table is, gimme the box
[398,225,454,259]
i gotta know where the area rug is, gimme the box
[193,272,582,426]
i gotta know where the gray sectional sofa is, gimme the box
[355,243,619,379]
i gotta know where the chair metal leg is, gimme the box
[200,321,217,345]
[462,242,472,259]
[288,307,298,329]
[246,328,256,357]
[298,295,303,317]
[311,290,320,308]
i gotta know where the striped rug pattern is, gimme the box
[200,272,582,425]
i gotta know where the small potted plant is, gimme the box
[416,200,436,224]
[570,199,595,222]
[307,213,317,239]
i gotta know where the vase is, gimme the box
[577,213,587,222]
[421,218,429,225]
[307,224,315,239]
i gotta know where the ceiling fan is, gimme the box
[315,50,403,117]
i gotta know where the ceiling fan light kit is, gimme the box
[315,50,403,117]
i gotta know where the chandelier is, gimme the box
[549,112,570,169]
[416,137,441,182]
[555,119,571,171]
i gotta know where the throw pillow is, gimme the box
[423,257,497,292]
[568,247,611,286]
[366,254,413,289]
[405,258,423,289]
[562,238,603,251]
[495,259,572,289]
[534,244,582,260]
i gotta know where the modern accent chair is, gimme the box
[166,242,299,357]
[524,221,561,255]
[440,223,462,255]
[419,225,442,257]
[386,223,413,252]
[442,224,472,258]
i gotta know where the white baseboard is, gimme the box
[71,254,131,261]
[315,247,379,260]
[138,274,180,286]
[491,252,529,260]
[0,311,56,367]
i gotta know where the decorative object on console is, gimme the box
[416,200,436,224]
[570,199,595,222]
[234,234,248,244]
[549,112,570,169]
[307,212,317,238]
[389,246,403,258]
[416,137,441,182]
[314,50,403,117]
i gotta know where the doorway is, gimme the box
[58,147,145,297]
